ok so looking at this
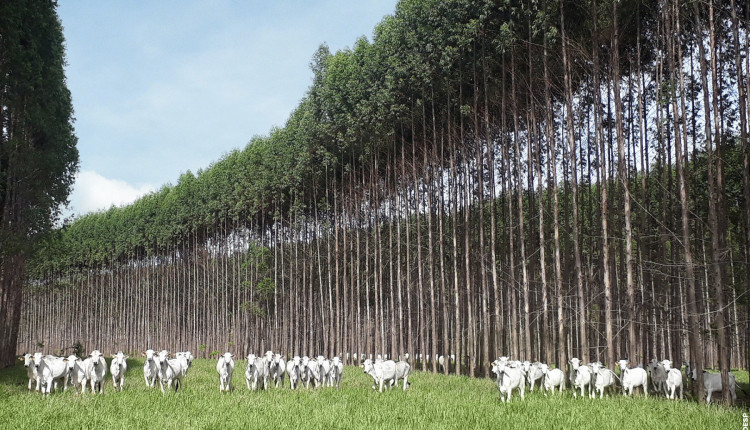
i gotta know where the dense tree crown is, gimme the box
[1,0,79,367]
[17,0,749,403]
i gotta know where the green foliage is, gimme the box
[72,341,84,358]
[0,359,745,429]
[256,277,275,300]
[0,0,79,255]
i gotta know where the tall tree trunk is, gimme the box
[671,0,705,402]
[593,4,614,368]
[561,2,588,363]
[701,0,731,403]
[611,0,637,364]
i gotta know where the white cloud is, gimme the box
[68,170,155,216]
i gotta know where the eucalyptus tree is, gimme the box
[0,0,78,367]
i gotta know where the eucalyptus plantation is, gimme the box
[13,0,750,406]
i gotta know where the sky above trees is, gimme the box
[58,0,397,217]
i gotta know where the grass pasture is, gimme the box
[0,359,747,429]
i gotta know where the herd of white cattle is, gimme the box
[215,351,348,393]
[20,349,411,396]
[490,356,739,404]
[20,350,738,404]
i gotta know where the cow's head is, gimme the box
[660,360,672,371]
[569,357,582,370]
[32,352,44,369]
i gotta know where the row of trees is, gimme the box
[18,0,748,404]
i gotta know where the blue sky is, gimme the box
[58,0,397,217]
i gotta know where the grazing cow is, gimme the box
[156,350,185,393]
[21,353,40,392]
[492,360,526,403]
[32,353,69,395]
[110,351,128,392]
[539,363,565,395]
[362,358,398,393]
[216,352,235,393]
[647,359,667,395]
[617,359,648,397]
[66,355,88,394]
[245,354,269,391]
[330,356,343,389]
[522,361,544,391]
[660,360,683,400]
[689,367,737,404]
[286,356,303,390]
[143,349,158,388]
[269,353,285,388]
[86,350,107,394]
[590,362,617,398]
[570,358,593,399]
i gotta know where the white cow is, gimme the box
[269,353,286,388]
[330,356,344,389]
[590,362,617,398]
[522,361,544,391]
[570,358,593,399]
[32,353,69,395]
[362,358,397,393]
[245,354,269,391]
[143,349,158,388]
[300,356,311,388]
[317,356,332,388]
[66,355,88,394]
[86,350,107,394]
[540,363,565,395]
[690,368,736,404]
[175,352,191,376]
[306,357,323,388]
[390,360,411,391]
[286,356,303,390]
[21,353,40,392]
[660,360,683,400]
[263,350,274,375]
[217,352,235,393]
[156,350,185,393]
[492,360,526,402]
[617,359,648,397]
[177,351,194,375]
[110,351,128,392]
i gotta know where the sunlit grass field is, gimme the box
[0,358,747,429]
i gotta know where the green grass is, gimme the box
[0,359,747,429]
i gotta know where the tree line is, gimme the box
[14,0,750,404]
